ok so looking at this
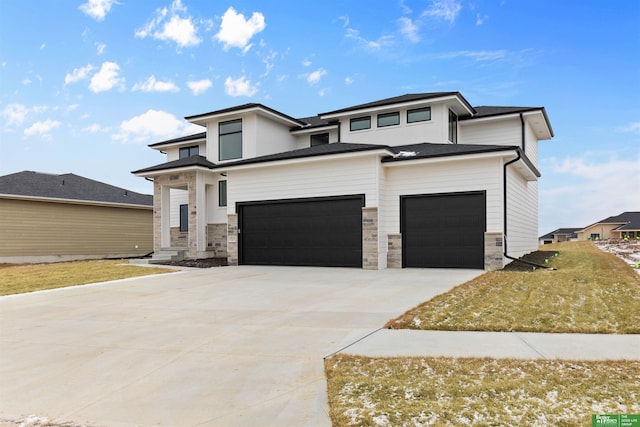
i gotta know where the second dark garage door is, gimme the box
[402,191,486,269]
[238,195,364,267]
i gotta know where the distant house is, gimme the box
[133,92,554,270]
[539,228,580,245]
[576,212,640,241]
[0,171,153,263]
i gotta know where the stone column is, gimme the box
[484,231,504,270]
[387,233,402,268]
[362,207,378,270]
[227,214,238,266]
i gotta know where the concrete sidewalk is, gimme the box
[338,329,640,360]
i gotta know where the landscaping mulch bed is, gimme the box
[502,250,558,271]
[158,257,228,268]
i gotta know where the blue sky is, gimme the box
[1,0,638,234]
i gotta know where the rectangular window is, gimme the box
[219,119,242,161]
[448,109,458,143]
[350,116,371,131]
[179,145,199,159]
[377,112,400,127]
[310,133,329,146]
[590,233,600,240]
[179,204,188,232]
[218,180,227,207]
[407,107,431,123]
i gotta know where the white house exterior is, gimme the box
[133,92,553,270]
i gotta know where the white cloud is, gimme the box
[398,17,420,42]
[24,119,61,138]
[132,75,179,92]
[345,28,395,51]
[302,59,312,67]
[135,0,201,48]
[79,0,119,21]
[95,42,106,55]
[618,121,640,135]
[40,43,46,50]
[421,0,462,24]
[112,109,200,144]
[306,68,327,85]
[64,64,94,85]
[22,78,32,85]
[82,123,111,132]
[2,104,48,127]
[438,50,507,62]
[215,6,266,51]
[224,76,258,97]
[89,61,124,93]
[187,79,212,95]
[345,76,354,85]
[476,13,488,25]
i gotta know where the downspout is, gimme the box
[503,149,556,270]
[519,113,526,152]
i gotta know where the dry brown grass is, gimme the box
[326,354,640,427]
[387,241,640,334]
[0,260,175,296]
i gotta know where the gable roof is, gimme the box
[539,228,581,240]
[319,92,475,117]
[132,155,217,175]
[0,171,152,206]
[149,132,206,148]
[579,212,640,232]
[185,103,305,127]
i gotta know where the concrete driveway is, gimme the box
[0,266,480,427]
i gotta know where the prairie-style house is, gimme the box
[133,92,553,270]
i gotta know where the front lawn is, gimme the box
[387,241,640,334]
[325,355,640,427]
[0,260,175,296]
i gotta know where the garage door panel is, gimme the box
[402,192,485,269]
[239,196,364,267]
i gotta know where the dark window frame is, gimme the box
[350,116,371,132]
[179,145,199,159]
[179,204,188,232]
[448,109,458,143]
[219,119,243,161]
[407,107,431,123]
[377,112,400,128]
[218,180,227,207]
[310,132,329,147]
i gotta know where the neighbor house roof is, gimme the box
[579,212,640,232]
[0,171,152,206]
[132,155,217,175]
[539,228,581,240]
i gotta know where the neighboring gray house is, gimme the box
[133,92,554,270]
[0,171,153,263]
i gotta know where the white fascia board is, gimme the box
[218,148,394,173]
[0,193,152,210]
[188,106,301,127]
[290,124,338,135]
[460,110,553,140]
[150,137,207,152]
[133,165,213,178]
[320,94,474,120]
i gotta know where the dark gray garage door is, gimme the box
[238,195,364,267]
[401,191,485,268]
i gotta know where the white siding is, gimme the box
[338,104,449,146]
[293,128,339,150]
[166,142,206,162]
[169,189,188,227]
[255,115,298,156]
[505,166,538,257]
[524,122,538,167]
[460,117,521,147]
[381,157,504,237]
[227,155,381,213]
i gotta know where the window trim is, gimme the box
[350,116,371,132]
[448,109,458,143]
[179,145,199,159]
[179,204,188,232]
[310,132,329,147]
[218,180,227,207]
[219,118,243,161]
[407,107,431,123]
[377,111,400,128]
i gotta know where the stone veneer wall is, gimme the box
[484,231,504,270]
[227,214,238,266]
[362,207,378,270]
[170,227,187,248]
[207,223,228,257]
[387,233,402,268]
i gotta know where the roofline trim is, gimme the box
[186,104,304,127]
[0,193,153,209]
[132,163,216,177]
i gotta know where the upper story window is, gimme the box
[407,107,431,123]
[219,119,242,161]
[377,112,400,127]
[350,116,371,131]
[448,109,458,143]
[179,145,199,159]
[310,133,329,146]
